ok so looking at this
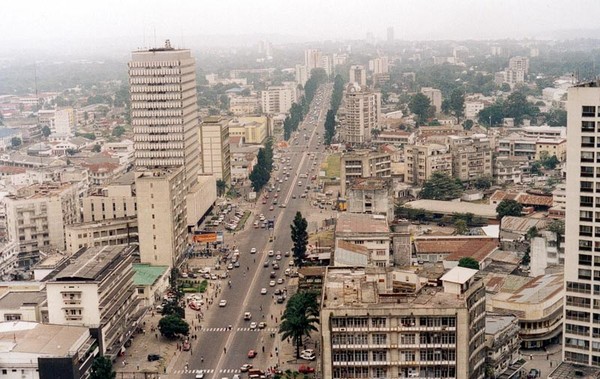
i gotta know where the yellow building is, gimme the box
[535,138,566,161]
[227,116,269,144]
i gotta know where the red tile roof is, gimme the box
[414,237,499,262]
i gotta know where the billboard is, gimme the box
[193,232,217,243]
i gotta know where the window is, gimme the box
[579,269,592,280]
[582,121,596,132]
[583,106,596,117]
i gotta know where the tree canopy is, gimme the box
[419,172,464,200]
[477,91,540,126]
[290,212,308,268]
[279,291,320,358]
[89,356,116,379]
[458,257,480,270]
[442,88,465,122]
[496,199,523,220]
[249,138,273,192]
[409,93,433,125]
[158,314,189,339]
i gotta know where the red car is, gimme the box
[248,350,257,358]
[299,365,315,374]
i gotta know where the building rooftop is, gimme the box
[500,216,551,234]
[440,266,478,284]
[323,266,472,311]
[49,245,133,283]
[348,177,389,191]
[335,213,389,235]
[0,291,46,309]
[487,272,563,305]
[414,236,499,263]
[549,362,600,379]
[404,199,498,218]
[485,314,517,335]
[133,264,168,286]
[0,321,90,356]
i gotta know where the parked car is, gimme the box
[298,365,315,374]
[248,350,258,358]
[147,354,161,362]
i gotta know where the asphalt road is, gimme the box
[173,84,333,379]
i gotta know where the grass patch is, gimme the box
[322,153,341,179]
[234,211,251,231]
[180,280,208,293]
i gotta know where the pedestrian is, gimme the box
[155,333,158,339]
[547,354,549,360]
[529,354,533,360]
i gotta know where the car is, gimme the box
[277,278,284,284]
[250,248,257,254]
[268,250,274,257]
[180,272,188,278]
[261,288,267,295]
[262,199,267,204]
[211,274,218,280]
[301,349,315,356]
[288,260,294,266]
[240,364,253,372]
[275,254,282,261]
[263,260,270,267]
[269,280,276,287]
[298,181,302,186]
[227,263,234,270]
[527,369,540,379]
[279,203,287,208]
[248,350,258,358]
[276,296,286,304]
[298,365,315,374]
[250,322,258,329]
[219,300,227,307]
[234,261,240,268]
[292,194,296,199]
[195,374,205,379]
[270,271,277,279]
[273,263,280,270]
[284,251,290,257]
[147,354,160,362]
[274,288,282,295]
[269,205,274,211]
[233,375,241,379]
[244,312,252,320]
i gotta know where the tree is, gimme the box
[216,179,228,197]
[547,219,565,248]
[454,219,468,235]
[89,356,116,379]
[473,176,493,190]
[158,314,189,339]
[496,199,523,220]
[458,257,480,270]
[290,212,308,268]
[544,108,567,126]
[92,144,101,153]
[503,91,539,125]
[530,161,542,176]
[11,137,22,148]
[409,93,433,125]
[279,291,320,359]
[526,226,539,241]
[500,83,511,92]
[446,88,465,122]
[324,109,336,145]
[541,154,560,170]
[463,119,474,131]
[161,300,185,318]
[419,172,464,200]
[478,103,504,127]
[112,125,125,137]
[42,125,51,137]
[66,148,78,156]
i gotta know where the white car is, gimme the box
[250,248,257,254]
[261,288,267,295]
[268,250,274,257]
[250,322,257,329]
[277,278,284,284]
[219,300,227,307]
[275,254,282,261]
[269,280,276,287]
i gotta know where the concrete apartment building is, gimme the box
[493,156,526,184]
[465,101,485,120]
[0,240,19,280]
[484,315,521,378]
[201,116,231,184]
[349,65,367,87]
[4,183,80,267]
[369,56,389,75]
[227,116,269,144]
[340,150,391,195]
[304,48,322,72]
[346,178,394,222]
[261,85,297,115]
[339,83,381,145]
[229,95,261,115]
[65,216,138,254]
[0,321,96,379]
[321,266,486,379]
[81,175,137,223]
[45,245,141,357]
[333,213,391,267]
[448,135,493,181]
[52,108,76,135]
[135,167,187,267]
[404,143,453,185]
[421,87,443,113]
[295,64,308,87]
[129,40,201,189]
[497,133,538,160]
[563,81,600,367]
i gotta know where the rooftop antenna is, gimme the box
[153,27,157,48]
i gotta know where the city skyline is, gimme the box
[3,0,600,54]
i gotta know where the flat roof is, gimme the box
[133,264,168,286]
[51,245,131,282]
[0,321,90,356]
[549,362,600,379]
[335,213,389,234]
[404,199,497,218]
[440,266,478,284]
[0,291,46,309]
[486,314,517,335]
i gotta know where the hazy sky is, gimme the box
[3,0,600,52]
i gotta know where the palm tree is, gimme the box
[216,179,228,197]
[279,292,320,358]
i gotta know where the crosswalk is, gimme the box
[173,368,241,374]
[200,327,278,332]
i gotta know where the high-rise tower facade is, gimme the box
[129,40,201,188]
[564,81,600,366]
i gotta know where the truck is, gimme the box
[248,369,267,378]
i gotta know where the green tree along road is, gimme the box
[290,212,308,268]
[477,91,540,126]
[284,68,327,140]
[409,93,433,125]
[496,199,523,219]
[419,172,464,200]
[324,74,345,145]
[441,88,465,122]
[250,138,274,192]
[216,179,228,197]
[89,356,116,379]
[158,314,190,339]
[279,291,320,359]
